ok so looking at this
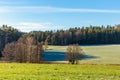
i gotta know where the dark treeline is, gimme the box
[0,25,23,56]
[0,25,120,57]
[29,25,120,45]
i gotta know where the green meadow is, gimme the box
[0,63,120,80]
[47,45,120,64]
[0,45,120,80]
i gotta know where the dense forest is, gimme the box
[29,25,120,45]
[0,25,120,57]
[0,25,23,56]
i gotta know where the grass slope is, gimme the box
[46,45,120,64]
[0,63,120,80]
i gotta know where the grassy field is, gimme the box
[0,63,120,80]
[46,45,120,64]
[0,45,120,80]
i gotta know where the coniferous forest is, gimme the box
[29,25,120,45]
[0,25,120,56]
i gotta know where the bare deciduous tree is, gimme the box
[2,42,16,62]
[66,44,85,64]
[44,36,49,50]
[2,36,44,63]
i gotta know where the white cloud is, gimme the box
[10,22,65,32]
[0,6,120,13]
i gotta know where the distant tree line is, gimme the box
[29,25,120,45]
[0,24,120,58]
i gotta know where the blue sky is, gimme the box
[0,0,120,32]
